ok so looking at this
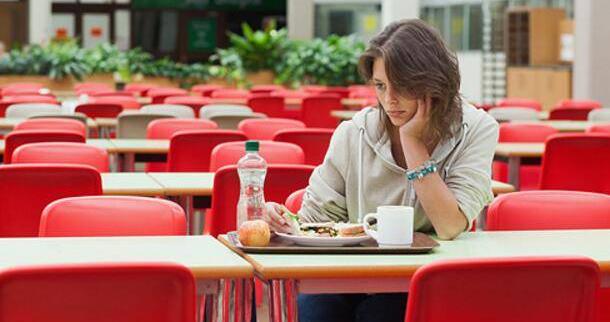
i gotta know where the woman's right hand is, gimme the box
[264,202,293,234]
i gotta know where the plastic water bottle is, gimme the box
[236,141,267,228]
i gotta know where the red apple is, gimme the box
[238,220,270,247]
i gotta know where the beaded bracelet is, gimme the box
[406,160,438,181]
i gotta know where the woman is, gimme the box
[264,19,498,322]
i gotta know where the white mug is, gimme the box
[363,206,414,246]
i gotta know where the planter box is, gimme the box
[0,75,76,91]
[247,70,275,86]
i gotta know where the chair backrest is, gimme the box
[89,96,140,109]
[273,128,334,165]
[285,189,305,214]
[75,103,123,118]
[208,165,314,236]
[209,141,305,172]
[147,119,218,139]
[496,98,542,111]
[488,107,538,122]
[147,88,189,104]
[247,95,286,118]
[40,196,186,236]
[124,83,158,96]
[0,263,196,322]
[15,118,87,138]
[320,87,350,98]
[557,99,602,109]
[486,190,610,231]
[250,84,284,93]
[404,257,599,322]
[270,89,311,99]
[12,142,110,172]
[164,96,210,117]
[238,118,305,140]
[208,113,266,130]
[167,130,247,172]
[29,113,89,128]
[0,164,102,237]
[4,130,86,164]
[88,91,134,97]
[301,85,327,93]
[587,124,610,134]
[498,123,558,143]
[210,89,249,99]
[301,95,342,128]
[191,84,225,97]
[549,107,597,121]
[540,134,610,193]
[1,83,44,95]
[588,108,610,122]
[199,104,253,119]
[5,103,62,118]
[117,113,174,138]
[141,104,196,119]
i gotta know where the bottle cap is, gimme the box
[245,140,259,152]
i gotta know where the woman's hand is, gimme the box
[399,97,431,143]
[263,202,293,233]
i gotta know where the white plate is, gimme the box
[275,232,372,247]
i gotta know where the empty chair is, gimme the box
[209,141,304,171]
[164,96,210,117]
[495,98,542,111]
[210,88,249,99]
[15,118,87,138]
[167,130,247,172]
[147,88,189,104]
[588,109,610,122]
[117,113,174,138]
[30,113,89,128]
[273,128,334,165]
[320,86,350,98]
[493,123,558,190]
[88,91,134,97]
[250,84,284,94]
[124,83,158,96]
[12,142,109,172]
[0,263,196,322]
[40,196,186,236]
[301,95,342,128]
[404,257,599,322]
[238,118,305,140]
[301,85,328,93]
[5,103,62,118]
[206,165,314,236]
[587,124,610,134]
[191,84,224,97]
[1,88,53,97]
[247,95,287,118]
[540,134,610,193]
[488,107,538,122]
[285,189,305,214]
[557,99,602,109]
[486,190,610,231]
[89,95,140,109]
[270,89,311,99]
[549,107,598,121]
[208,113,266,130]
[1,83,44,95]
[75,103,123,118]
[199,104,253,119]
[141,104,195,119]
[0,164,101,237]
[0,96,58,117]
[4,130,85,164]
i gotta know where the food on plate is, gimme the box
[279,206,365,238]
[335,223,366,237]
[238,220,270,247]
[300,222,338,237]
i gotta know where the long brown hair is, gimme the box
[359,19,463,145]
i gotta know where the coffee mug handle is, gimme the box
[362,213,379,241]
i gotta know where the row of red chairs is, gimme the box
[484,98,604,120]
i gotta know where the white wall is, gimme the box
[29,0,52,44]
[457,52,483,103]
[287,0,315,40]
[381,0,420,26]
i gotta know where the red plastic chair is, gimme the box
[14,118,87,138]
[167,130,247,172]
[273,128,334,165]
[587,124,610,134]
[40,196,186,236]
[238,118,305,140]
[191,84,224,97]
[496,98,542,111]
[0,263,196,322]
[0,164,102,237]
[1,88,54,97]
[164,95,211,117]
[209,141,305,172]
[540,134,610,193]
[210,89,250,99]
[124,83,158,96]
[557,99,602,109]
[549,107,599,121]
[0,96,59,117]
[4,130,85,164]
[88,91,135,97]
[270,89,311,99]
[147,88,189,104]
[75,103,124,118]
[301,85,327,93]
[486,190,610,231]
[146,119,219,171]
[1,83,44,95]
[12,142,110,172]
[493,123,558,190]
[206,165,314,236]
[320,86,350,98]
[89,96,140,109]
[404,257,599,322]
[285,189,305,213]
[250,84,284,94]
[247,95,287,118]
[300,95,342,128]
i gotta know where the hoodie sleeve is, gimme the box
[444,113,499,231]
[298,121,352,223]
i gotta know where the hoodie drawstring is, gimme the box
[358,128,364,223]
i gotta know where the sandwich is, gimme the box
[335,223,366,237]
[280,206,365,238]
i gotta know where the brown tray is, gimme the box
[225,232,439,254]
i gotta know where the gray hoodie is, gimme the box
[299,102,499,232]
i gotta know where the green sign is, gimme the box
[187,18,217,53]
[133,0,285,11]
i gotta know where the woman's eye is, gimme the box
[375,83,385,91]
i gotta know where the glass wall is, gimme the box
[314,3,382,42]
